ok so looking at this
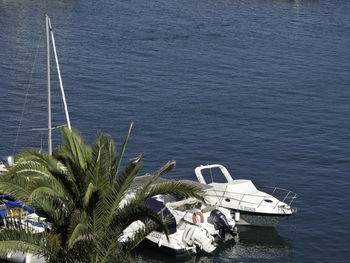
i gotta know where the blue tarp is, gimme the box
[0,209,6,219]
[4,200,35,214]
[144,198,177,234]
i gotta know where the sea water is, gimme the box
[0,0,349,262]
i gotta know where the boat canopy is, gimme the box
[144,198,177,234]
[5,200,35,214]
[213,179,258,194]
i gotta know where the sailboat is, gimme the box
[1,14,71,263]
[0,13,71,174]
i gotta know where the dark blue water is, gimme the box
[1,0,350,262]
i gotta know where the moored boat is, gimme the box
[194,164,297,227]
[120,194,237,255]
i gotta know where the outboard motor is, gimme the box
[208,209,236,238]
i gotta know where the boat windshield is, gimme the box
[201,167,229,184]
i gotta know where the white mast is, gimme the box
[47,16,71,131]
[45,14,72,155]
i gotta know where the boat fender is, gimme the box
[234,211,240,222]
[192,212,204,224]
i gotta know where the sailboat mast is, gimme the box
[45,14,52,155]
[47,17,71,131]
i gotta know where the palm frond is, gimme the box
[111,202,169,239]
[58,127,91,171]
[137,160,176,198]
[15,149,58,171]
[114,122,133,181]
[121,220,163,252]
[92,131,116,181]
[67,210,89,249]
[30,197,67,228]
[89,132,115,194]
[83,182,97,209]
[106,156,142,216]
[0,227,56,259]
[144,181,206,202]
[0,180,30,201]
[28,186,64,202]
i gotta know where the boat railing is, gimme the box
[260,186,297,207]
[208,186,297,210]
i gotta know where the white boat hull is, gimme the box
[233,210,292,227]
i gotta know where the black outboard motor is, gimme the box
[208,209,236,238]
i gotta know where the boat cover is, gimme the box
[145,198,177,234]
[0,209,6,219]
[5,200,35,214]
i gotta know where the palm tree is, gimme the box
[0,123,205,262]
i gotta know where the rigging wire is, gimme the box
[12,34,43,156]
[48,16,71,130]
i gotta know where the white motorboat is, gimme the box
[195,164,297,227]
[120,195,237,255]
